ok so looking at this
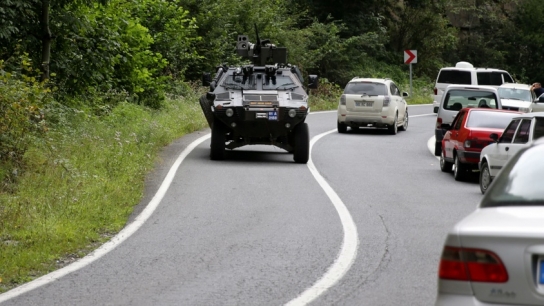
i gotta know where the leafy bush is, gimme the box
[0,55,51,190]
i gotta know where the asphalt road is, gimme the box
[0,105,485,306]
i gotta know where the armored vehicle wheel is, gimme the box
[210,119,226,160]
[293,123,309,164]
[199,95,214,128]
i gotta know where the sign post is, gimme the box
[404,50,417,97]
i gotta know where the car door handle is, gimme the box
[505,147,509,151]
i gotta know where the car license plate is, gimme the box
[268,111,278,121]
[539,259,544,284]
[355,101,373,107]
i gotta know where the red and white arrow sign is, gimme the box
[404,50,417,64]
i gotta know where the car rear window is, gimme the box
[481,145,544,207]
[477,72,504,86]
[343,82,386,96]
[443,90,498,111]
[437,70,471,84]
[466,111,519,129]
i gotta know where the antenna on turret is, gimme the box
[254,24,261,59]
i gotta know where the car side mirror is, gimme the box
[490,133,499,142]
[206,92,215,101]
[308,75,319,89]
[433,106,438,113]
[441,123,451,130]
[202,72,212,87]
[539,95,544,103]
[402,92,409,97]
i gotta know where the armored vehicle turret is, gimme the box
[199,27,318,163]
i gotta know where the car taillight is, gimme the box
[340,95,346,105]
[464,138,488,149]
[436,117,442,129]
[383,96,390,107]
[434,87,437,95]
[439,246,508,283]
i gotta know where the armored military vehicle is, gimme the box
[200,27,318,164]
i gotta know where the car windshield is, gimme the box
[466,111,520,129]
[222,74,257,90]
[498,88,532,102]
[481,145,544,208]
[443,90,498,110]
[344,82,387,96]
[262,75,298,90]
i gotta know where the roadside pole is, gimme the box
[409,63,413,97]
[404,50,417,97]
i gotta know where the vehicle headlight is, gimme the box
[226,108,234,117]
[519,107,530,113]
[288,109,297,118]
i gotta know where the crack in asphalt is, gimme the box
[328,213,392,305]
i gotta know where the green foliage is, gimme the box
[0,55,51,190]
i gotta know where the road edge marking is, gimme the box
[285,129,359,306]
[0,133,212,303]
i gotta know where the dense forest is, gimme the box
[2,0,544,189]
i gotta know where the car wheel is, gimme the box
[479,161,492,194]
[210,119,226,160]
[293,123,309,164]
[453,154,467,181]
[199,95,214,128]
[440,151,453,173]
[337,121,347,133]
[434,141,441,156]
[399,110,408,131]
[388,113,398,135]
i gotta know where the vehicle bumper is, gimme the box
[457,150,480,164]
[435,294,512,306]
[214,106,307,137]
[337,108,396,127]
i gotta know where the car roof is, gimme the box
[499,83,530,89]
[444,85,498,91]
[348,77,391,84]
[512,111,544,120]
[463,107,521,114]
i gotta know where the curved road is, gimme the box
[1,105,484,306]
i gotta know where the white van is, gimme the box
[433,62,514,113]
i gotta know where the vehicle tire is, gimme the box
[337,121,348,133]
[199,95,214,128]
[479,161,492,194]
[453,154,468,181]
[399,110,408,131]
[210,119,226,160]
[388,113,398,135]
[434,142,442,156]
[440,151,453,173]
[293,123,310,164]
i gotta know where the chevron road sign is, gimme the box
[404,50,417,64]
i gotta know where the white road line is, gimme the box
[0,133,212,304]
[285,129,359,306]
[428,136,440,160]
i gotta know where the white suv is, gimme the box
[337,78,409,135]
[433,62,514,113]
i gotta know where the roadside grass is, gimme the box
[0,88,207,293]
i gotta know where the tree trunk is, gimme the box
[40,0,52,82]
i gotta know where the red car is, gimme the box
[440,108,521,181]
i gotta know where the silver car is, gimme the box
[435,138,544,306]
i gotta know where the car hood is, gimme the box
[500,99,531,108]
[454,206,544,237]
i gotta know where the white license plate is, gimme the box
[355,101,373,107]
